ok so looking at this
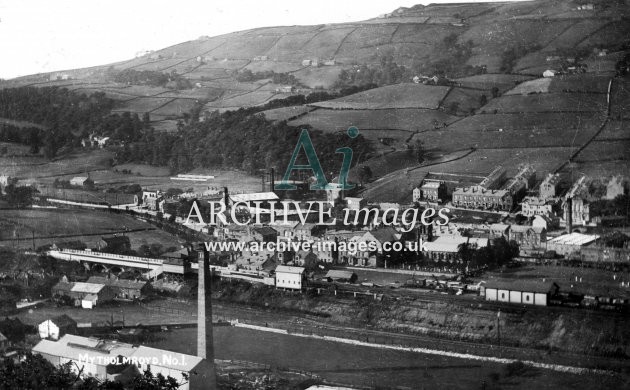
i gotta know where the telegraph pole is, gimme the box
[496,309,501,347]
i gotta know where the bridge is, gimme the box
[48,249,164,278]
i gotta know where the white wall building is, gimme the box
[275,265,305,290]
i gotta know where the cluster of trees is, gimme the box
[110,69,192,89]
[458,236,520,271]
[0,354,184,389]
[233,69,300,85]
[114,106,373,176]
[1,184,39,208]
[0,125,44,154]
[0,87,154,158]
[591,193,630,223]
[335,36,484,88]
[336,56,409,87]
[500,43,543,73]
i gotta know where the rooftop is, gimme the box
[548,233,600,246]
[230,192,279,203]
[421,181,442,189]
[70,282,106,294]
[424,236,488,253]
[87,276,148,290]
[485,280,558,294]
[275,265,305,274]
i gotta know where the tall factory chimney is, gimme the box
[567,197,573,233]
[223,187,229,210]
[270,168,275,193]
[196,246,217,388]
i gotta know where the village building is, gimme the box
[540,173,560,199]
[452,186,513,211]
[414,181,447,203]
[293,223,320,241]
[563,176,591,226]
[546,232,600,257]
[479,166,507,190]
[52,280,116,309]
[488,223,510,240]
[0,331,8,351]
[520,196,557,218]
[484,280,559,306]
[275,265,306,290]
[508,225,546,251]
[32,334,209,389]
[251,226,279,243]
[69,176,94,187]
[87,276,150,300]
[345,197,367,212]
[224,191,279,210]
[605,175,626,200]
[532,214,557,230]
[38,315,77,340]
[139,190,163,211]
[424,236,488,263]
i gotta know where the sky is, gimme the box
[0,0,517,79]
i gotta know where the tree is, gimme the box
[479,94,488,107]
[412,139,425,164]
[491,87,500,98]
[28,129,41,154]
[0,354,76,389]
[0,354,184,390]
[4,184,38,208]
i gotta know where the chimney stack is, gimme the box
[270,168,275,193]
[567,197,573,233]
[196,246,217,388]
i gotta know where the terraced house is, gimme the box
[452,186,513,211]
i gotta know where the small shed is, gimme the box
[38,315,77,340]
[484,280,559,306]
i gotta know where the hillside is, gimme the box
[1,0,629,200]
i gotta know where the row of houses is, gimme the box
[52,275,150,308]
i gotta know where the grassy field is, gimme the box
[0,208,145,239]
[454,74,534,91]
[596,120,629,141]
[610,79,630,119]
[572,140,630,164]
[289,108,458,133]
[440,87,488,114]
[291,66,346,89]
[261,105,313,122]
[149,120,180,133]
[150,98,198,117]
[423,112,604,152]
[204,90,278,110]
[541,19,608,51]
[506,76,610,95]
[0,208,182,250]
[150,326,624,390]
[113,97,174,114]
[480,93,607,114]
[310,84,450,110]
[0,149,113,180]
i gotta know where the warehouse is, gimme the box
[484,280,559,306]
